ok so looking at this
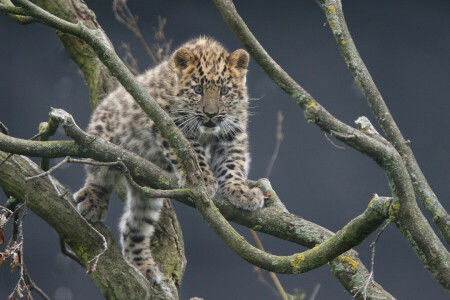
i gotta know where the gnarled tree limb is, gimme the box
[315,0,450,245]
[213,0,450,293]
[1,115,393,298]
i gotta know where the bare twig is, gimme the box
[329,130,356,140]
[324,132,345,149]
[308,284,321,300]
[24,156,70,181]
[353,222,390,299]
[23,265,51,300]
[253,110,288,300]
[112,0,158,64]
[250,230,288,300]
[151,16,172,62]
[67,157,189,199]
[2,201,36,300]
[23,155,108,274]
[252,266,281,298]
[119,43,139,75]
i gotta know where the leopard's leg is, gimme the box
[120,180,164,285]
[212,132,264,211]
[158,133,218,197]
[74,164,121,222]
[187,138,218,197]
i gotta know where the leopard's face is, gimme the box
[171,42,249,139]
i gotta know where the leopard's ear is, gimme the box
[173,48,194,69]
[228,49,249,70]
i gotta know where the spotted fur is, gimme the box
[74,36,264,283]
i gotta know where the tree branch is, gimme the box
[212,0,450,293]
[0,110,394,277]
[1,122,393,299]
[315,0,450,244]
[0,152,154,299]
[34,0,119,108]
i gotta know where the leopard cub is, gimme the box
[74,36,264,283]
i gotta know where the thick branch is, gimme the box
[2,1,186,297]
[315,0,449,245]
[0,151,153,299]
[1,126,393,299]
[34,0,119,108]
[212,0,450,293]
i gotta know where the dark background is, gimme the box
[0,1,449,299]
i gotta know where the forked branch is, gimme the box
[213,0,450,293]
[315,0,449,245]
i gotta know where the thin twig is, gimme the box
[254,110,288,300]
[353,222,390,299]
[329,130,356,140]
[24,156,69,181]
[119,43,139,75]
[250,230,288,300]
[23,155,109,274]
[112,0,158,64]
[308,283,321,300]
[23,264,51,300]
[252,266,281,298]
[324,132,345,149]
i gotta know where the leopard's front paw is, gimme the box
[74,184,110,222]
[226,186,264,211]
[203,173,218,198]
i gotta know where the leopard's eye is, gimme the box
[193,85,203,94]
[220,87,230,95]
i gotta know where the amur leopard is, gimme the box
[74,36,264,283]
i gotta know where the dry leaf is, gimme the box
[16,283,23,297]
[11,252,20,272]
[0,253,6,266]
[0,228,4,246]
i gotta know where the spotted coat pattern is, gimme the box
[74,37,264,283]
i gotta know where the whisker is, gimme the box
[177,115,197,129]
[248,95,265,101]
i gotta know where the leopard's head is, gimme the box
[171,38,249,139]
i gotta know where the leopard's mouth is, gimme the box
[199,120,221,134]
[202,120,217,128]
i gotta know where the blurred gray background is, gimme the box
[0,0,449,299]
